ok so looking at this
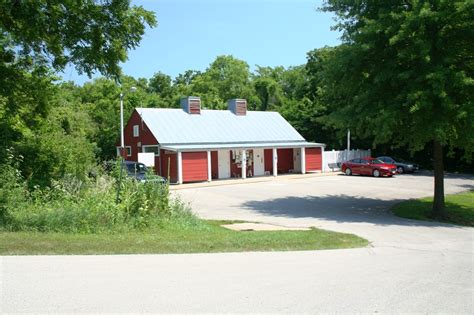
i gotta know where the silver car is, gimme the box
[377,156,419,174]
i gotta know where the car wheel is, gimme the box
[373,169,381,177]
[345,168,352,176]
[397,166,404,174]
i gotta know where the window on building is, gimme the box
[116,146,132,157]
[143,145,160,156]
[133,125,139,137]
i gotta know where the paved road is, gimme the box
[176,172,473,249]
[2,172,473,313]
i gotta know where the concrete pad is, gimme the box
[221,222,311,231]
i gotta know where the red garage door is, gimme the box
[277,148,294,174]
[211,151,218,179]
[264,149,273,173]
[305,147,322,171]
[182,152,208,182]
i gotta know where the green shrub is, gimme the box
[0,155,199,233]
[161,198,209,231]
[0,149,29,226]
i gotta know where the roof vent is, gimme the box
[181,96,201,114]
[228,99,247,116]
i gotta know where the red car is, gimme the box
[341,157,397,177]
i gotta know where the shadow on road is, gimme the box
[241,194,464,228]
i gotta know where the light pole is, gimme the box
[116,86,136,203]
[120,92,124,153]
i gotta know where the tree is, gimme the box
[149,72,172,96]
[253,66,284,111]
[27,85,98,185]
[321,1,474,217]
[191,55,257,109]
[174,70,201,86]
[0,0,156,79]
[0,1,156,184]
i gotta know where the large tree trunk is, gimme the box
[432,140,445,218]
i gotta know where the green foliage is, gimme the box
[0,149,28,226]
[190,55,258,109]
[321,0,474,215]
[0,152,194,233]
[321,0,474,157]
[0,1,157,186]
[0,0,156,78]
[23,86,98,186]
[253,66,284,111]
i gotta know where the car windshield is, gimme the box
[394,157,408,163]
[369,159,384,164]
[126,163,147,174]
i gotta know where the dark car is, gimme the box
[123,161,167,184]
[341,157,397,177]
[376,156,419,174]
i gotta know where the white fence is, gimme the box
[323,149,371,172]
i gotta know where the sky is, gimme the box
[61,0,341,85]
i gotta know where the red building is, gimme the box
[118,97,325,184]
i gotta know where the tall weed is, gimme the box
[0,155,199,233]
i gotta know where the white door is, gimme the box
[218,150,230,179]
[253,148,265,176]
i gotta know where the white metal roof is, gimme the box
[160,142,325,152]
[136,108,310,146]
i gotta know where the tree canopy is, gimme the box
[0,0,156,78]
[0,0,156,185]
[321,0,474,216]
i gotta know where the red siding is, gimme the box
[264,149,273,173]
[161,150,177,182]
[182,152,208,182]
[277,148,294,174]
[306,147,322,171]
[121,110,160,172]
[211,151,218,179]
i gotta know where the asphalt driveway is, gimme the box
[2,172,473,313]
[176,172,473,247]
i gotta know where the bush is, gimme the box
[0,155,198,233]
[0,149,29,226]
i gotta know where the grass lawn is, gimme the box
[392,190,474,227]
[0,220,368,255]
